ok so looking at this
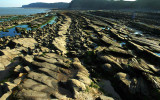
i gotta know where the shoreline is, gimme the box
[0,10,160,100]
[0,7,50,16]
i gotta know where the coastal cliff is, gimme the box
[69,0,160,10]
[22,2,69,9]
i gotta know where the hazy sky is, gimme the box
[0,0,136,7]
[0,0,72,7]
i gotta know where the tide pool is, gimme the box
[41,16,57,28]
[0,24,31,37]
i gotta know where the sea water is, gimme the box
[0,7,49,16]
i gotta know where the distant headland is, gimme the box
[22,2,69,9]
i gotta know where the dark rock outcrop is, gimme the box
[69,0,160,10]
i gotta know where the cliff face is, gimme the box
[136,0,160,10]
[69,0,160,10]
[69,0,136,10]
[22,2,69,9]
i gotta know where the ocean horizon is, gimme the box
[0,7,50,16]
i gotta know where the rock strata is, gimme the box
[0,10,160,100]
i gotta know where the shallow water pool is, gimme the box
[41,16,57,28]
[0,24,31,38]
[120,42,126,47]
[154,53,160,57]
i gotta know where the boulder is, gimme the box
[102,63,118,75]
[68,79,86,92]
[15,27,25,33]
[98,55,123,71]
[115,72,149,100]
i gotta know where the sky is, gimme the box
[0,0,136,7]
[0,0,72,7]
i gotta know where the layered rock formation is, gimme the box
[69,0,160,10]
[0,10,160,100]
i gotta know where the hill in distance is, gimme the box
[22,2,69,9]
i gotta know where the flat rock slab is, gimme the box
[13,38,37,49]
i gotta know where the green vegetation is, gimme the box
[85,82,100,92]
[127,63,132,67]
[85,86,90,92]
[0,16,25,23]
[35,16,55,29]
[90,82,100,89]
[10,59,15,63]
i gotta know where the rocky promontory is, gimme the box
[22,2,69,9]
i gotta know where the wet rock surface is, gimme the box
[0,10,160,100]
